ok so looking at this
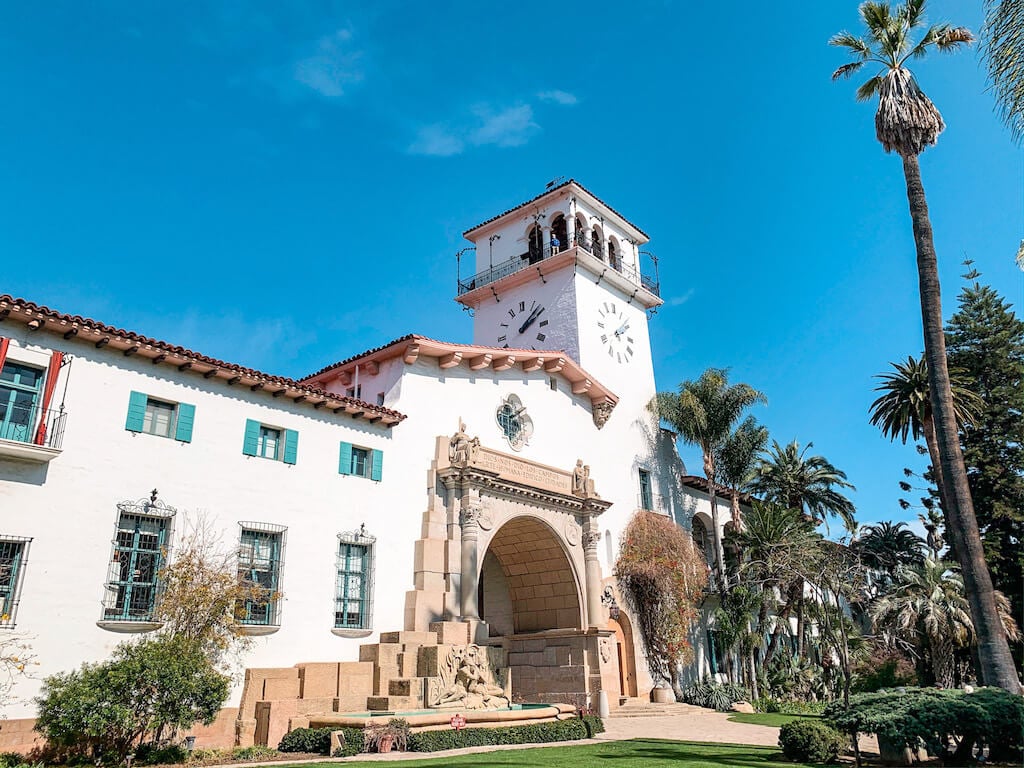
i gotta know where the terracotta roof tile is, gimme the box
[0,295,406,425]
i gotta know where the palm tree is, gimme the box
[982,0,1024,142]
[856,521,925,574]
[751,440,857,533]
[652,369,766,585]
[831,1,1020,692]
[714,416,770,531]
[752,440,856,658]
[869,354,982,518]
[735,503,823,666]
[871,558,1021,688]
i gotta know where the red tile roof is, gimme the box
[0,295,406,425]
[462,179,650,240]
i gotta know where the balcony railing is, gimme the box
[0,404,67,450]
[458,234,660,298]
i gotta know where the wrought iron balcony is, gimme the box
[457,234,661,299]
[0,404,67,462]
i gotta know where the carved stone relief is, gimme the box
[428,644,510,710]
[599,636,613,664]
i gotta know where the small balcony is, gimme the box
[457,234,661,300]
[0,404,67,463]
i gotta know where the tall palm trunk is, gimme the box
[703,453,726,589]
[902,153,1021,692]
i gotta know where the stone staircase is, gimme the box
[608,700,707,719]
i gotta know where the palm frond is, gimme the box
[830,31,873,58]
[856,75,884,101]
[982,0,1024,142]
[900,0,927,29]
[934,26,975,51]
[833,61,868,81]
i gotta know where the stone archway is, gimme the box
[480,516,583,635]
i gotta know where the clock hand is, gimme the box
[518,306,545,334]
[614,320,630,337]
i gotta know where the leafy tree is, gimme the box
[982,0,1024,141]
[0,633,36,709]
[652,368,765,584]
[153,515,266,669]
[714,416,769,530]
[946,281,1024,671]
[871,559,1020,688]
[614,511,707,700]
[869,354,982,517]
[34,635,229,762]
[712,584,763,693]
[831,1,1019,693]
[855,521,925,574]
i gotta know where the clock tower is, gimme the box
[456,180,663,401]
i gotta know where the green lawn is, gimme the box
[726,712,821,728]
[302,738,837,767]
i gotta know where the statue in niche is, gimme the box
[431,645,509,710]
[449,421,480,466]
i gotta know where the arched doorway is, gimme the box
[608,612,639,699]
[480,516,583,634]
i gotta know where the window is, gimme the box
[144,399,175,437]
[103,512,170,622]
[0,537,31,626]
[638,468,653,511]
[242,419,297,464]
[237,525,284,626]
[125,391,195,442]
[376,392,385,406]
[346,385,362,399]
[339,442,383,480]
[334,528,376,631]
[549,377,557,391]
[0,362,43,443]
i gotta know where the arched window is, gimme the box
[575,216,588,250]
[527,225,544,264]
[551,215,567,253]
[608,238,620,271]
[592,226,604,261]
[691,516,709,561]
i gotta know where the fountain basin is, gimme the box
[309,702,576,730]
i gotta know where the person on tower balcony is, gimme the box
[550,233,560,254]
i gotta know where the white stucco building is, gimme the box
[0,181,732,750]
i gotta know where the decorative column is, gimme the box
[543,226,552,256]
[459,498,482,621]
[582,517,604,630]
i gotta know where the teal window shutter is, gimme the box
[339,441,353,475]
[125,391,148,432]
[370,449,383,482]
[175,403,196,443]
[283,429,298,465]
[242,419,260,456]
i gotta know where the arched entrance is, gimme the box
[480,516,583,635]
[608,611,639,699]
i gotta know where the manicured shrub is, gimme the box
[581,715,605,737]
[778,719,846,764]
[824,686,1023,764]
[229,745,278,761]
[405,717,594,752]
[330,728,364,758]
[276,727,332,754]
[135,743,187,764]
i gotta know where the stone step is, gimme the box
[608,702,707,719]
[379,630,438,646]
[388,677,426,699]
[366,695,422,712]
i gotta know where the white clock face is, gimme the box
[597,301,634,364]
[497,299,550,350]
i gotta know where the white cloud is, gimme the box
[538,90,577,106]
[408,124,465,157]
[469,104,538,148]
[292,28,363,98]
[664,289,695,307]
[408,103,539,157]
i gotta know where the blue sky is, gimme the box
[2,1,1021,534]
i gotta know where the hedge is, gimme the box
[406,716,602,752]
[281,716,601,756]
